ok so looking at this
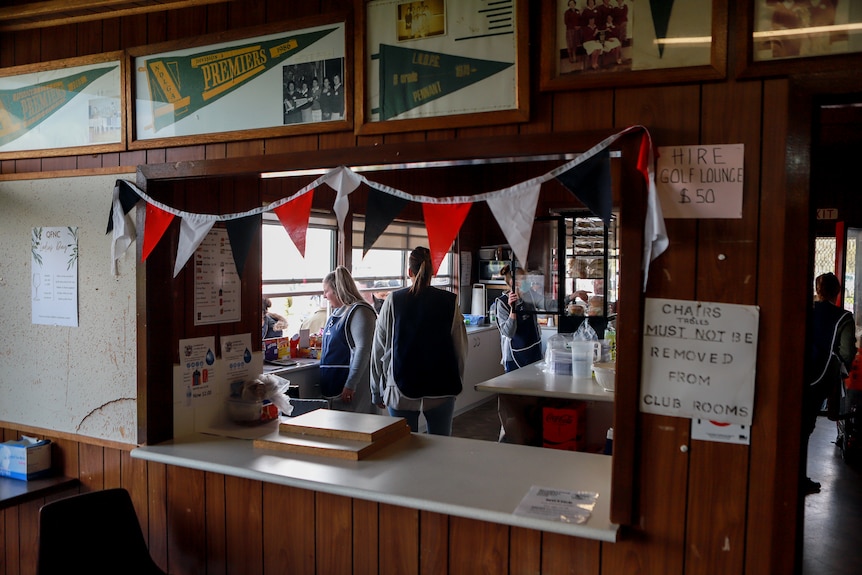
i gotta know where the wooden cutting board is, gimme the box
[253,411,411,460]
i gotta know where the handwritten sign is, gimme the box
[640,298,759,426]
[656,144,744,218]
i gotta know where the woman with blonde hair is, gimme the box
[319,266,377,412]
[371,247,467,435]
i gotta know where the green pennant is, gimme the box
[376,43,512,121]
[144,27,336,132]
[649,0,676,59]
[0,66,116,147]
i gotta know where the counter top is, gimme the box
[132,428,618,542]
[475,362,614,402]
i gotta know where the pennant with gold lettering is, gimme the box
[143,27,337,132]
[0,66,116,147]
[423,202,472,275]
[273,190,314,257]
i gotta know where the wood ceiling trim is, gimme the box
[0,0,234,32]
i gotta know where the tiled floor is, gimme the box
[803,414,862,575]
[452,402,862,574]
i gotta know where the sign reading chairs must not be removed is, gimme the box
[640,298,759,426]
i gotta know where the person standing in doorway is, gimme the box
[803,272,857,494]
[370,247,467,435]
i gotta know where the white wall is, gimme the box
[0,173,138,443]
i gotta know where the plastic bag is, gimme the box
[572,320,598,342]
[233,373,294,416]
[544,333,574,374]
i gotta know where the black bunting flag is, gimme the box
[363,188,409,255]
[555,149,612,225]
[225,214,261,277]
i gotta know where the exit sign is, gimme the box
[817,208,838,220]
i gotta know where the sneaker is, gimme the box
[804,477,821,495]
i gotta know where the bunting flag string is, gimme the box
[106,125,668,289]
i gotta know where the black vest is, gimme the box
[390,287,462,398]
[808,300,852,385]
[496,294,543,367]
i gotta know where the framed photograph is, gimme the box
[738,0,862,77]
[355,0,529,136]
[0,52,125,160]
[540,0,727,91]
[129,14,350,148]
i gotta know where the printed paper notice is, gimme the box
[656,144,744,219]
[640,298,759,425]
[193,228,241,325]
[513,486,598,525]
[180,336,217,406]
[221,333,253,387]
[31,226,79,327]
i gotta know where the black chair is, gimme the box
[37,487,167,575]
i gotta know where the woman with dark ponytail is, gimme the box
[371,246,468,435]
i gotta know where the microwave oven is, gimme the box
[478,259,508,284]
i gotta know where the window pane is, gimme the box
[352,248,404,279]
[263,224,334,281]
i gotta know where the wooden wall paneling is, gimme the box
[12,29,40,67]
[226,140,265,159]
[166,6,208,41]
[684,441,748,575]
[51,437,79,479]
[40,156,76,173]
[551,90,616,133]
[353,499,379,575]
[541,531,600,575]
[147,11,168,45]
[418,510,447,575]
[264,134,321,156]
[205,472,227,575]
[76,154,104,170]
[745,78,801,575]
[205,2,230,34]
[145,460,169,571]
[18,499,40,575]
[262,483,316,575]
[3,505,20,575]
[319,130,358,151]
[78,443,105,491]
[224,475,263,575]
[0,32,13,67]
[103,446,122,489]
[508,527,541,574]
[120,14,148,51]
[77,20,105,55]
[0,504,7,575]
[448,517,508,575]
[456,124,520,142]
[315,492,353,575]
[14,158,40,174]
[602,413,690,575]
[205,143,229,161]
[41,24,75,61]
[120,149,147,169]
[166,465,207,575]
[227,0,267,29]
[121,449,150,546]
[377,503,418,575]
[166,146,207,164]
[680,80,763,575]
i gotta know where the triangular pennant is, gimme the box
[173,216,216,277]
[106,180,141,234]
[555,149,612,225]
[273,190,314,258]
[143,27,337,133]
[323,166,363,232]
[377,44,513,120]
[225,214,261,277]
[639,133,669,288]
[423,202,472,275]
[650,0,675,58]
[487,184,541,270]
[141,203,175,263]
[110,182,138,276]
[363,189,408,255]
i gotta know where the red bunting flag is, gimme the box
[422,202,472,275]
[273,189,314,258]
[141,202,175,262]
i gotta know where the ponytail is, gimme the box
[408,246,433,296]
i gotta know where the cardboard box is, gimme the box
[0,436,52,480]
[542,403,586,451]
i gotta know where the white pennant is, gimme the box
[173,215,216,278]
[110,182,137,277]
[323,166,363,231]
[487,183,541,269]
[642,142,669,290]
